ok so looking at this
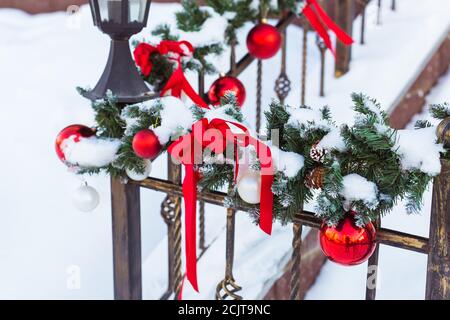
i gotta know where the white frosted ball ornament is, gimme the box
[72,184,100,212]
[126,160,152,181]
[237,172,261,204]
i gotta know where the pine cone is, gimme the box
[310,142,327,163]
[305,166,325,189]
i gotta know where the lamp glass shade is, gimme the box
[98,0,122,23]
[129,0,147,23]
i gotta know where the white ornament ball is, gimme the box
[237,172,261,204]
[72,185,100,212]
[126,160,152,181]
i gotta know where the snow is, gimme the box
[364,96,384,119]
[144,7,228,48]
[63,136,120,168]
[408,74,450,129]
[270,145,305,178]
[286,106,331,133]
[153,97,194,144]
[203,105,242,125]
[0,0,449,300]
[143,203,305,300]
[122,98,165,135]
[317,127,347,152]
[394,128,444,175]
[340,174,379,208]
[287,0,450,126]
[250,0,288,11]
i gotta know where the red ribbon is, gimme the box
[168,118,274,293]
[302,0,354,57]
[134,40,208,108]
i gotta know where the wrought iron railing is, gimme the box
[109,1,449,300]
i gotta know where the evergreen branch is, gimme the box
[430,103,450,120]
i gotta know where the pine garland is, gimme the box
[73,90,162,178]
[67,90,447,226]
[264,93,445,225]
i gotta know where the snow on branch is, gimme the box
[394,127,444,175]
[63,136,121,168]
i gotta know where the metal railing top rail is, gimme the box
[130,175,431,255]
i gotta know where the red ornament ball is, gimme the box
[246,23,282,60]
[319,212,377,266]
[55,124,96,162]
[132,129,162,160]
[207,76,246,107]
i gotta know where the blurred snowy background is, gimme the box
[0,0,448,299]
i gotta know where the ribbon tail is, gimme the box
[182,78,209,109]
[259,173,274,235]
[183,163,199,292]
[249,138,274,235]
[303,5,335,57]
[234,143,240,183]
[311,1,354,45]
[161,67,184,98]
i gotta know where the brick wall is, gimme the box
[0,0,178,14]
[0,0,365,17]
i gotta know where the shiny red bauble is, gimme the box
[207,76,246,107]
[55,124,96,162]
[246,23,282,59]
[132,129,162,160]
[319,212,377,266]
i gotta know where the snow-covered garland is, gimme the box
[265,94,448,226]
[58,90,448,227]
[56,91,448,284]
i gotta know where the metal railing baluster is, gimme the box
[275,14,291,104]
[377,0,382,25]
[426,119,450,300]
[197,70,207,256]
[316,35,327,97]
[360,0,367,45]
[216,208,243,300]
[365,219,381,300]
[301,17,308,106]
[290,222,304,300]
[256,59,263,133]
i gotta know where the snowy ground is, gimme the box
[0,0,448,299]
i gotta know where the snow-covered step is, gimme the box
[143,204,303,300]
[389,32,450,128]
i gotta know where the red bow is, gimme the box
[302,0,354,56]
[134,40,208,108]
[168,117,274,293]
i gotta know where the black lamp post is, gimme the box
[84,0,154,103]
